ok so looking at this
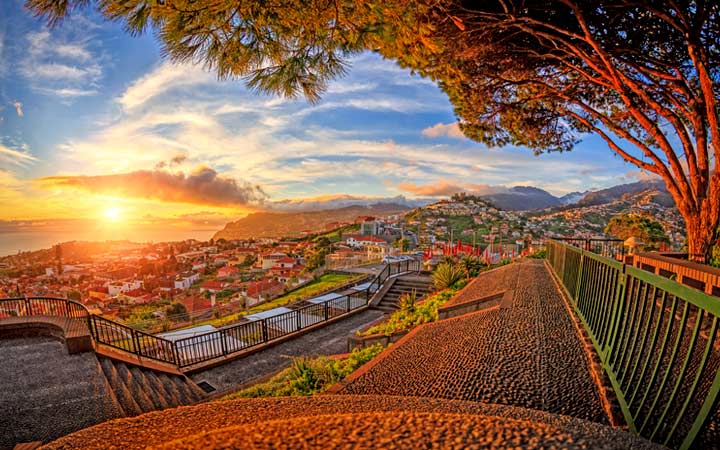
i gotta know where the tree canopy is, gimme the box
[605,213,670,250]
[26,0,720,261]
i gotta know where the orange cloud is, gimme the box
[37,167,266,207]
[397,180,464,197]
[421,122,465,139]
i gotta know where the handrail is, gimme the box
[0,259,421,369]
[554,237,625,260]
[547,239,720,449]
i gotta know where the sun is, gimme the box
[103,206,123,222]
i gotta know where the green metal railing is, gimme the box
[547,239,720,449]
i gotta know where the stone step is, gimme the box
[157,373,184,408]
[133,368,172,411]
[130,367,165,412]
[99,358,142,417]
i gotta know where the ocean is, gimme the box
[0,229,216,257]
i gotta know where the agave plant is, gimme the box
[432,262,465,289]
[398,290,417,313]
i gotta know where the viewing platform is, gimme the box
[4,247,720,449]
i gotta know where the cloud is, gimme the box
[118,62,215,111]
[397,180,464,197]
[37,167,267,207]
[422,122,465,139]
[155,154,188,170]
[0,144,36,166]
[13,101,23,117]
[20,29,104,98]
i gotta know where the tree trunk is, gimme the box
[684,213,718,263]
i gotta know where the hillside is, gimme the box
[479,186,562,210]
[213,203,410,240]
[577,180,669,206]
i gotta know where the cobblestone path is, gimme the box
[338,259,610,424]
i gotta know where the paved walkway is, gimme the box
[0,337,121,448]
[190,308,384,393]
[41,395,661,450]
[338,259,610,424]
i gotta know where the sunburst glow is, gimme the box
[103,206,123,222]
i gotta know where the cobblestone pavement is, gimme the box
[41,395,662,450]
[446,262,521,307]
[190,308,384,393]
[339,259,610,424]
[0,337,122,448]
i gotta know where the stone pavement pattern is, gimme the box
[40,395,662,450]
[339,259,610,424]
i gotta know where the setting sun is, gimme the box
[103,206,123,222]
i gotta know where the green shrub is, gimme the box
[360,288,457,336]
[398,290,417,313]
[527,249,547,259]
[432,262,465,289]
[458,256,484,278]
[223,344,384,399]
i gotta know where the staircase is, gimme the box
[373,275,433,312]
[98,357,207,418]
[0,336,207,449]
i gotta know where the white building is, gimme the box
[174,272,200,290]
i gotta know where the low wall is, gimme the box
[437,291,509,320]
[631,252,720,297]
[346,330,408,352]
[0,316,93,354]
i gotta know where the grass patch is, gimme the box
[177,273,364,330]
[222,344,385,399]
[269,273,363,306]
[359,288,459,337]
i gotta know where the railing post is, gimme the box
[575,252,585,305]
[604,263,627,361]
[296,309,301,331]
[679,368,720,450]
[221,330,228,355]
[132,330,141,356]
[261,319,268,342]
[24,296,30,316]
[324,301,329,321]
[346,295,351,312]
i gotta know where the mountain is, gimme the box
[213,203,411,240]
[269,194,433,212]
[479,186,562,211]
[558,191,587,205]
[577,180,668,206]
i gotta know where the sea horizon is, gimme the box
[0,229,216,257]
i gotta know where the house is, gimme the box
[344,235,388,249]
[107,279,143,297]
[181,295,213,316]
[243,280,284,304]
[217,266,239,279]
[119,289,152,305]
[200,280,225,293]
[259,252,289,270]
[174,272,200,290]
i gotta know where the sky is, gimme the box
[0,0,644,251]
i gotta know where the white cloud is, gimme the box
[422,122,465,139]
[47,53,617,200]
[0,144,37,166]
[19,29,104,98]
[118,62,215,111]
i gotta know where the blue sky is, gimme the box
[0,0,644,227]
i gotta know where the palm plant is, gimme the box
[432,262,465,289]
